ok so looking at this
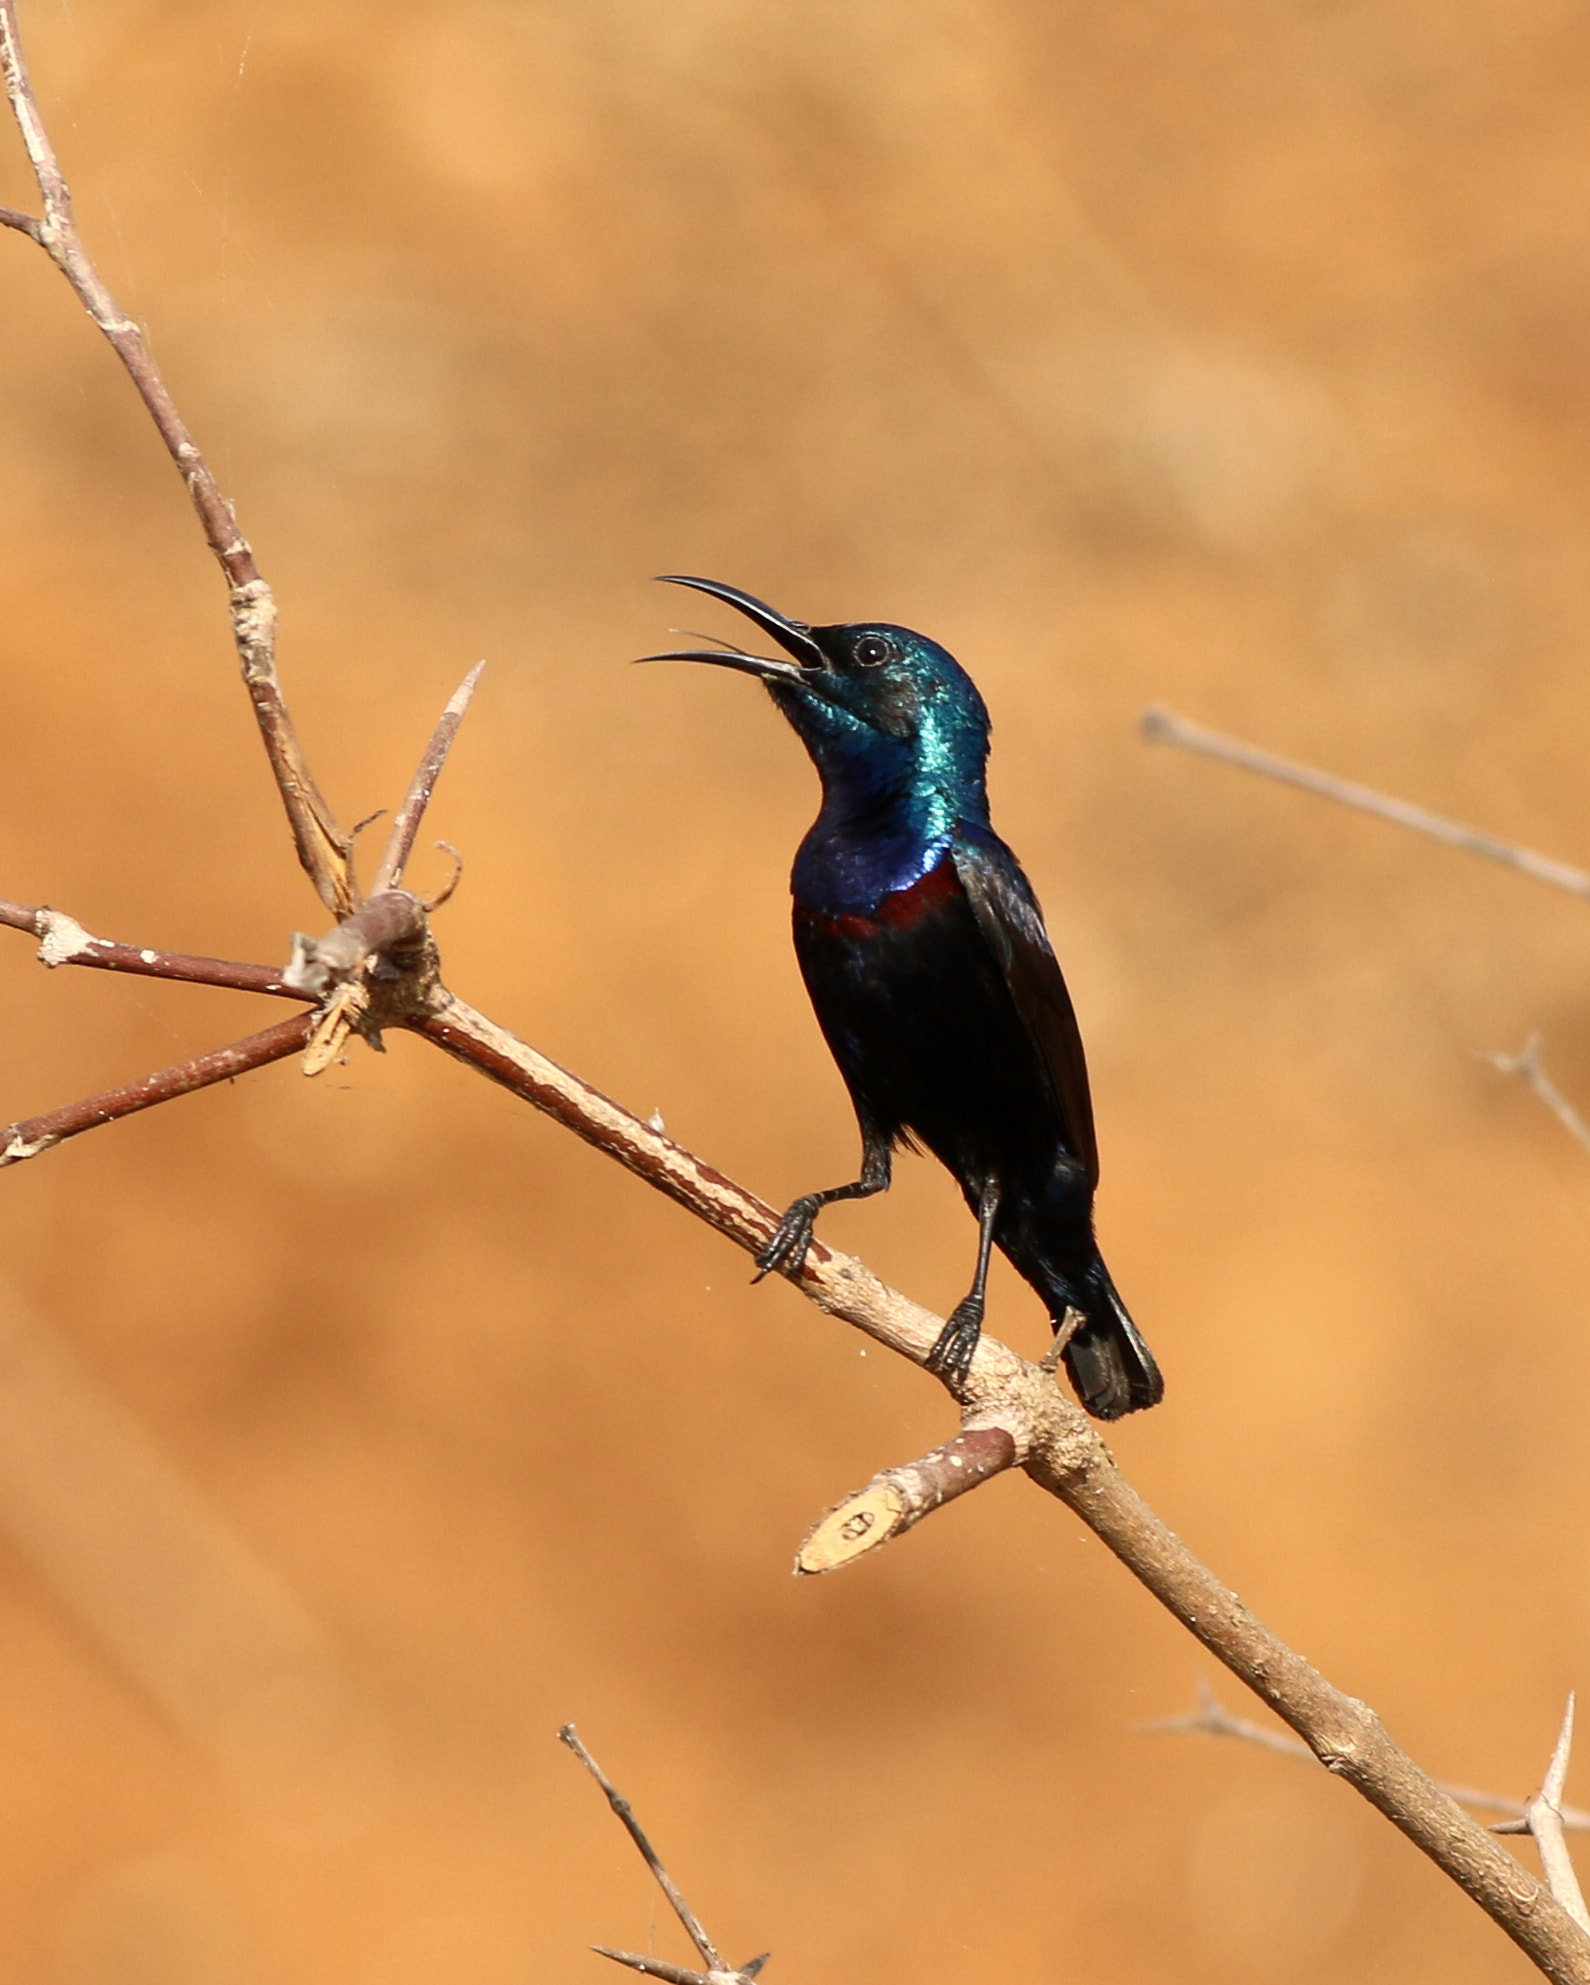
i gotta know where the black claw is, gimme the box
[754,1198,818,1280]
[925,1301,983,1380]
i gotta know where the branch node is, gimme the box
[35,906,97,968]
[1481,1034,1590,1155]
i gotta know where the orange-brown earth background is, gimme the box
[2,1,1589,1979]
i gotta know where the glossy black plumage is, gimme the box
[646,577,1162,1418]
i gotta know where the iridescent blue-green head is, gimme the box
[646,576,991,807]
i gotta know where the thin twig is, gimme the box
[371,664,485,895]
[559,1725,728,1975]
[1149,1677,1590,1829]
[1495,1700,1590,1931]
[0,1013,315,1167]
[0,899,309,1000]
[1483,1036,1590,1155]
[0,0,353,913]
[1142,707,1590,902]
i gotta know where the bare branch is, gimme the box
[1483,1036,1590,1156]
[371,664,485,895]
[0,1013,315,1167]
[559,1726,738,1978]
[1495,1700,1590,1932]
[1150,1677,1590,1829]
[1142,706,1590,902]
[796,1421,1018,1574]
[0,0,354,914]
[0,898,309,1000]
[417,991,1590,1984]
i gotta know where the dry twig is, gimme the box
[3,7,1590,1978]
[1142,706,1590,902]
[1143,709,1590,1152]
[0,899,307,1000]
[560,1725,770,1985]
[0,1013,316,1168]
[372,664,485,895]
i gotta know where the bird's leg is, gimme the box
[754,1131,892,1280]
[927,1178,1001,1380]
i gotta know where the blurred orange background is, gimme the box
[3,1,1590,1979]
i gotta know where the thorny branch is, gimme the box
[1143,707,1590,1152]
[1495,1699,1590,1933]
[560,1725,771,1985]
[3,4,1590,1980]
[1150,1677,1590,1831]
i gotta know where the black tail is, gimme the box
[1059,1265,1163,1421]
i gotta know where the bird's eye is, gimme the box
[854,635,893,667]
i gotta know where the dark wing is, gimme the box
[950,830,1100,1186]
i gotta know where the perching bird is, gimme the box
[646,577,1162,1419]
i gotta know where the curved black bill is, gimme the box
[650,575,824,670]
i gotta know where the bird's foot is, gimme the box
[753,1196,821,1282]
[925,1296,984,1381]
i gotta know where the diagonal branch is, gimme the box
[0,0,354,914]
[0,1012,315,1167]
[1142,707,1590,902]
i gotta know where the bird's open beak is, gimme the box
[637,575,824,681]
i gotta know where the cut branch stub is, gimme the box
[796,1421,1018,1575]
